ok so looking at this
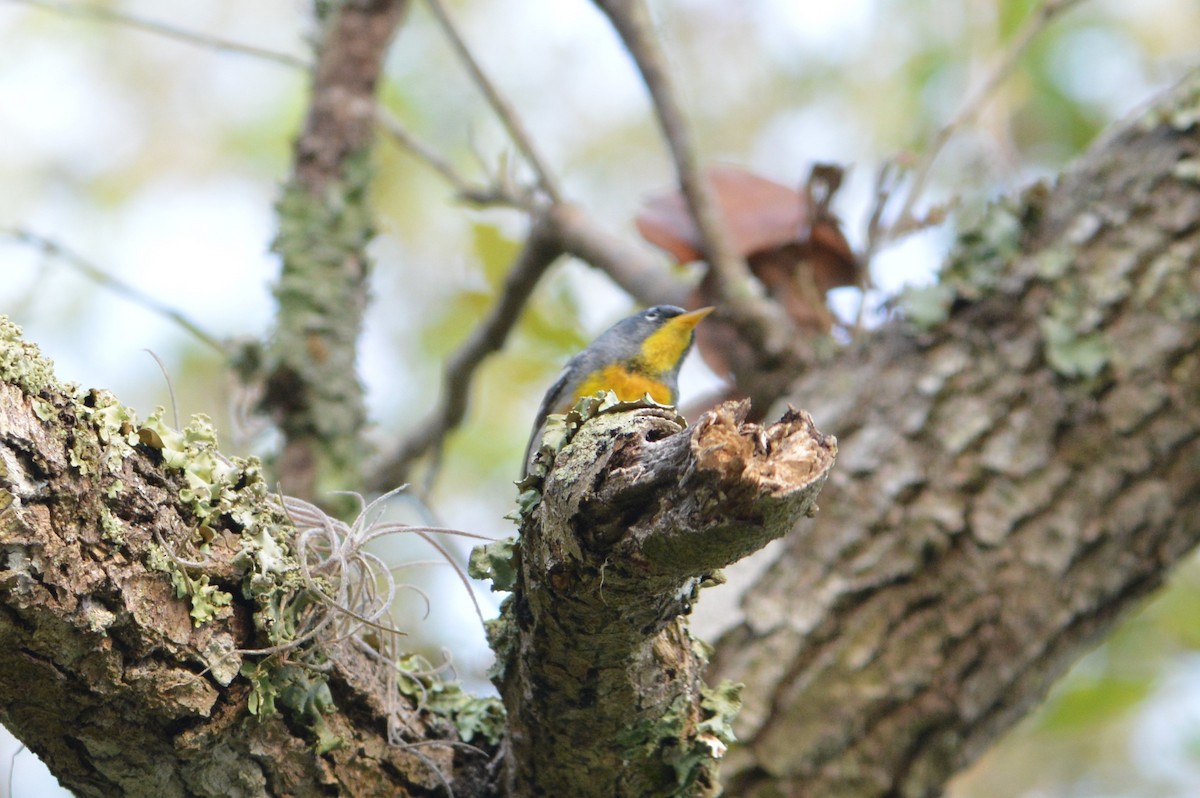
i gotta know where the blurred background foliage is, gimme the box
[1,0,1198,795]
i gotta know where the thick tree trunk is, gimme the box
[712,74,1200,797]
[0,350,489,797]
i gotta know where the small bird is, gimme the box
[522,304,714,476]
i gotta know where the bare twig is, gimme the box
[850,162,902,332]
[371,214,565,490]
[142,349,181,427]
[889,0,1088,236]
[548,204,687,307]
[423,0,562,204]
[374,107,477,193]
[1,228,228,354]
[593,0,753,302]
[376,106,538,210]
[6,0,308,69]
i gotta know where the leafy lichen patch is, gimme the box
[0,316,58,397]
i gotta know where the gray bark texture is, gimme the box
[711,75,1200,797]
[0,66,1195,798]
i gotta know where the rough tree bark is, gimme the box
[491,400,834,797]
[259,0,409,501]
[0,46,1197,798]
[0,336,489,797]
[711,75,1200,797]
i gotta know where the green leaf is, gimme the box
[471,222,522,289]
[1039,676,1151,731]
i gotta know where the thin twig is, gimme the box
[375,107,537,210]
[593,0,752,301]
[423,0,562,204]
[548,204,687,307]
[6,0,309,69]
[376,107,483,199]
[372,215,565,489]
[889,0,1088,237]
[142,349,181,428]
[16,0,535,212]
[2,228,228,354]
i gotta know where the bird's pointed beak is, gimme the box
[673,306,715,332]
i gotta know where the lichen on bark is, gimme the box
[485,398,835,797]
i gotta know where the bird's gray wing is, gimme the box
[520,361,577,478]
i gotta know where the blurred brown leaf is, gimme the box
[636,164,860,380]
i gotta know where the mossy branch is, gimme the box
[486,398,835,797]
[0,320,494,797]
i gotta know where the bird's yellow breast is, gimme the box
[637,316,698,375]
[571,364,675,408]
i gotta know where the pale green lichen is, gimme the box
[75,389,141,476]
[468,536,517,593]
[616,679,743,798]
[267,153,375,487]
[170,569,233,627]
[99,504,125,544]
[138,410,242,521]
[1034,246,1076,280]
[31,397,55,422]
[942,198,1024,299]
[84,604,116,635]
[899,197,1026,331]
[1173,158,1200,183]
[1036,251,1116,380]
[483,600,517,686]
[1040,318,1111,379]
[897,283,956,330]
[396,654,506,745]
[1135,71,1200,132]
[0,316,58,396]
[136,411,305,637]
[241,660,342,754]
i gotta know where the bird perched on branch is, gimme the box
[522,304,714,477]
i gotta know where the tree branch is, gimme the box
[549,203,689,307]
[6,0,309,68]
[492,399,835,796]
[1,227,227,355]
[261,0,408,500]
[423,0,562,204]
[713,68,1200,797]
[593,0,823,414]
[592,0,750,301]
[371,214,565,489]
[0,322,494,797]
[889,0,1088,238]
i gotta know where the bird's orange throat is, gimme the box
[573,364,675,407]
